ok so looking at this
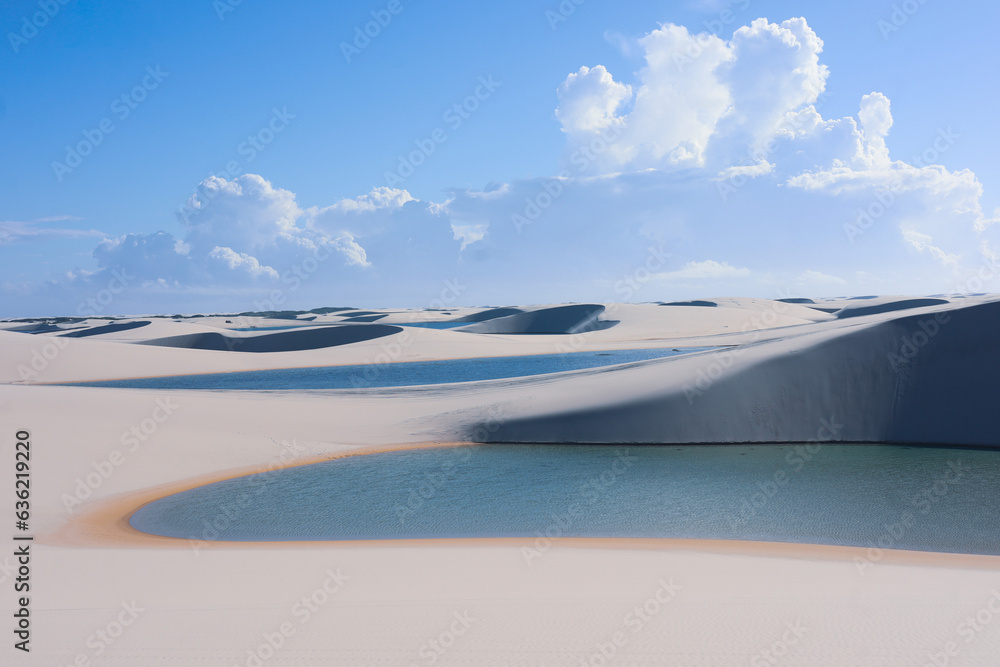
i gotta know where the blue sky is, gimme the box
[2,0,999,316]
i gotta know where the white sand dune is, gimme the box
[459,303,614,334]
[453,306,524,322]
[2,295,999,665]
[474,297,1000,446]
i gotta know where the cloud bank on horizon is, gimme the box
[6,16,999,316]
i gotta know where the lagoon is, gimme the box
[69,347,709,390]
[130,443,1000,555]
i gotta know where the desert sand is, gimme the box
[2,296,1000,665]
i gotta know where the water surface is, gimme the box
[131,444,1000,554]
[70,347,709,390]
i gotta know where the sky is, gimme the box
[2,0,999,317]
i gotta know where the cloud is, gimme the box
[322,186,415,214]
[554,18,830,172]
[0,216,104,245]
[548,16,997,283]
[857,92,893,169]
[84,174,379,294]
[17,173,470,314]
[902,230,961,267]
[5,15,999,316]
[556,65,632,135]
[208,247,279,279]
[795,270,847,286]
[654,260,751,281]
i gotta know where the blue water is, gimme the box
[399,321,469,329]
[130,444,1000,554]
[230,326,306,331]
[68,348,710,390]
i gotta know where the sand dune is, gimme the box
[455,306,525,322]
[335,310,384,317]
[835,297,951,318]
[460,303,616,334]
[339,314,388,322]
[58,320,152,337]
[473,297,1000,446]
[660,300,718,307]
[3,322,82,334]
[137,324,402,353]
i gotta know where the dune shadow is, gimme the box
[136,324,402,352]
[836,298,950,319]
[59,321,151,338]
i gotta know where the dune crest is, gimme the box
[460,304,617,334]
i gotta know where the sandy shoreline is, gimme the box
[45,439,1000,574]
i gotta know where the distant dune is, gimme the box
[460,304,617,334]
[338,314,388,323]
[136,324,402,352]
[660,300,718,307]
[455,306,525,322]
[58,320,151,337]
